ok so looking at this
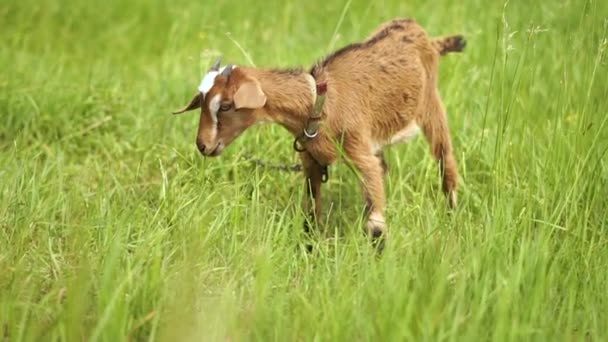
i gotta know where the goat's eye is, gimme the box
[219,102,233,112]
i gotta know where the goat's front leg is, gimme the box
[375,150,389,176]
[345,143,387,249]
[300,152,324,236]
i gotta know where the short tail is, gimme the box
[432,35,466,56]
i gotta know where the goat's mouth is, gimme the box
[207,143,224,157]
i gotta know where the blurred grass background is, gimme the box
[1,0,607,341]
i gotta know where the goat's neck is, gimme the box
[246,68,315,135]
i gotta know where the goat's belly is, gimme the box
[390,121,421,144]
[372,121,421,154]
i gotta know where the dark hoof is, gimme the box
[371,228,383,239]
[303,218,315,253]
[370,229,386,255]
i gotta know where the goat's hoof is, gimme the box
[303,217,316,253]
[370,228,386,255]
[366,217,386,255]
[371,228,383,239]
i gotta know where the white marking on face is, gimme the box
[208,94,221,123]
[198,71,219,95]
[208,94,222,140]
[197,64,236,141]
[197,65,237,96]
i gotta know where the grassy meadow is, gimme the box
[1,0,607,340]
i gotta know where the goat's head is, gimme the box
[173,59,267,157]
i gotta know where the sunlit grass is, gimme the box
[1,0,607,341]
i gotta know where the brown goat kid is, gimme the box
[174,19,465,248]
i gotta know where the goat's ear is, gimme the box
[172,93,202,114]
[233,81,266,110]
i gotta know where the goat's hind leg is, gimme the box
[422,95,459,208]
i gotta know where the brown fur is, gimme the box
[174,18,465,247]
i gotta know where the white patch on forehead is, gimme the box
[197,65,237,96]
[198,71,219,95]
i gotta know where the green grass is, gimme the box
[1,0,607,340]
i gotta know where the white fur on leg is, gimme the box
[366,211,386,235]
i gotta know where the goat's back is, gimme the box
[311,19,439,141]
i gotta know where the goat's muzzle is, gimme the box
[196,139,223,157]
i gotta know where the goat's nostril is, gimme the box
[196,140,206,154]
